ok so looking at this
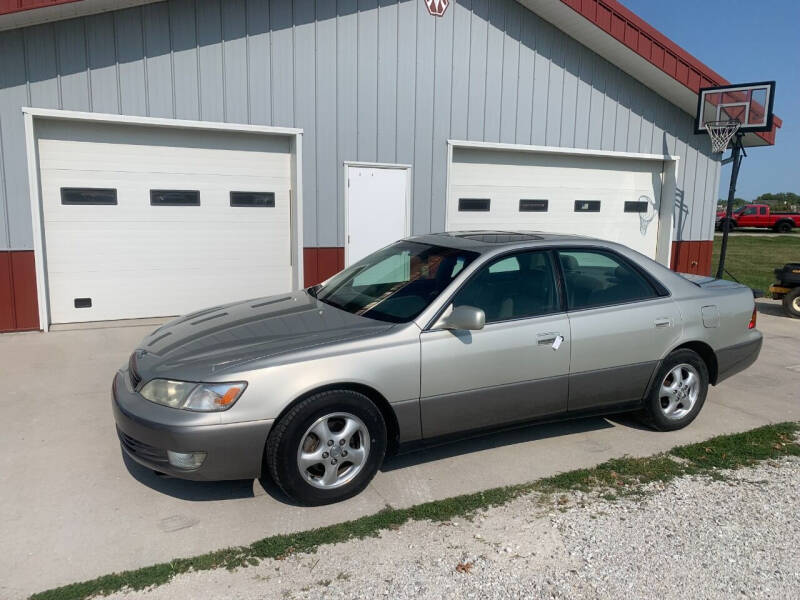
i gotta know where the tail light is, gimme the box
[748,306,757,329]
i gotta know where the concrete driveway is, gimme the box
[2,301,799,599]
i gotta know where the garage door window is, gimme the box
[519,199,548,212]
[452,251,559,323]
[574,200,601,212]
[150,190,200,206]
[230,191,275,207]
[624,201,648,213]
[558,250,657,310]
[60,188,117,205]
[458,198,490,212]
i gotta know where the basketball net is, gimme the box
[705,119,741,153]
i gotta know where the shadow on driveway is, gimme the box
[123,413,647,505]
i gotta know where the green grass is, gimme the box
[712,234,800,295]
[31,422,800,600]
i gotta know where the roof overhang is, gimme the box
[0,0,158,31]
[518,0,781,147]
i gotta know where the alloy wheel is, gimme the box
[659,363,700,420]
[296,412,370,489]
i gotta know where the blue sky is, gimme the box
[621,0,799,201]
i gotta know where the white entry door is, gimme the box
[346,165,410,265]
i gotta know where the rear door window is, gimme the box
[557,250,657,310]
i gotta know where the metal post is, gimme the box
[715,132,744,279]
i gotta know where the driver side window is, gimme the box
[451,251,559,323]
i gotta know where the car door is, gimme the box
[419,250,570,438]
[557,249,682,411]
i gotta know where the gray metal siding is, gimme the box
[0,0,719,252]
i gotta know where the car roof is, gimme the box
[407,231,597,253]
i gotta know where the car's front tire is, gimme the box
[642,349,709,431]
[265,390,387,505]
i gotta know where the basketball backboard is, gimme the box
[695,81,775,134]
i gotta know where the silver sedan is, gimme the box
[113,232,762,505]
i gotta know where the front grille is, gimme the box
[128,353,142,389]
[117,428,168,464]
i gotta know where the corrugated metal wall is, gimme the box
[0,0,719,253]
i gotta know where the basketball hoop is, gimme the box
[705,119,741,153]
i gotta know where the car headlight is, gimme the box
[139,379,246,412]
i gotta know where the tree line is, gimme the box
[717,192,800,212]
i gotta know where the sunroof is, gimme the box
[451,232,543,243]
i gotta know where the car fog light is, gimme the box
[167,450,207,470]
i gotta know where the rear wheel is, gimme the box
[774,221,793,234]
[783,288,800,319]
[266,390,387,505]
[641,349,709,431]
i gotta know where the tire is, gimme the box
[266,390,387,505]
[774,221,793,234]
[783,288,800,319]
[719,219,736,233]
[641,349,709,431]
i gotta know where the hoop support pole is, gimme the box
[715,132,745,279]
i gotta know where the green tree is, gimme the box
[717,197,748,211]
[755,192,800,211]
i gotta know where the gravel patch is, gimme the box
[107,457,800,600]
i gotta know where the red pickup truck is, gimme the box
[716,204,800,233]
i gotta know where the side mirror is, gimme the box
[437,305,485,331]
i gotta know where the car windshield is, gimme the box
[313,241,479,323]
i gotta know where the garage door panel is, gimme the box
[37,121,291,177]
[37,120,293,324]
[448,148,663,260]
[47,265,292,322]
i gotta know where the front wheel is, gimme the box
[265,390,387,505]
[641,349,709,431]
[783,288,800,319]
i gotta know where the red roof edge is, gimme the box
[0,0,82,17]
[561,0,781,144]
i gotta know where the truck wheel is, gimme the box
[774,221,793,234]
[266,390,387,505]
[783,288,800,319]
[719,219,736,232]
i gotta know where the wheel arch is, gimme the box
[671,340,719,385]
[268,382,401,456]
[774,218,794,230]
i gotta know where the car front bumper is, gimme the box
[112,370,273,481]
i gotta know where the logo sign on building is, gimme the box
[424,0,449,17]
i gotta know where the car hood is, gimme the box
[130,290,396,382]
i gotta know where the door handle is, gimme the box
[537,332,560,345]
[654,318,673,328]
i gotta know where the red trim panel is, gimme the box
[0,0,81,16]
[670,240,713,276]
[303,247,345,287]
[0,250,40,332]
[561,0,781,145]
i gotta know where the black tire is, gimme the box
[783,288,800,319]
[266,390,387,505]
[641,349,709,431]
[774,221,793,234]
[719,219,736,233]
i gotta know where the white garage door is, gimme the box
[448,148,666,260]
[37,120,293,324]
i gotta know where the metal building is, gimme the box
[0,0,781,332]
